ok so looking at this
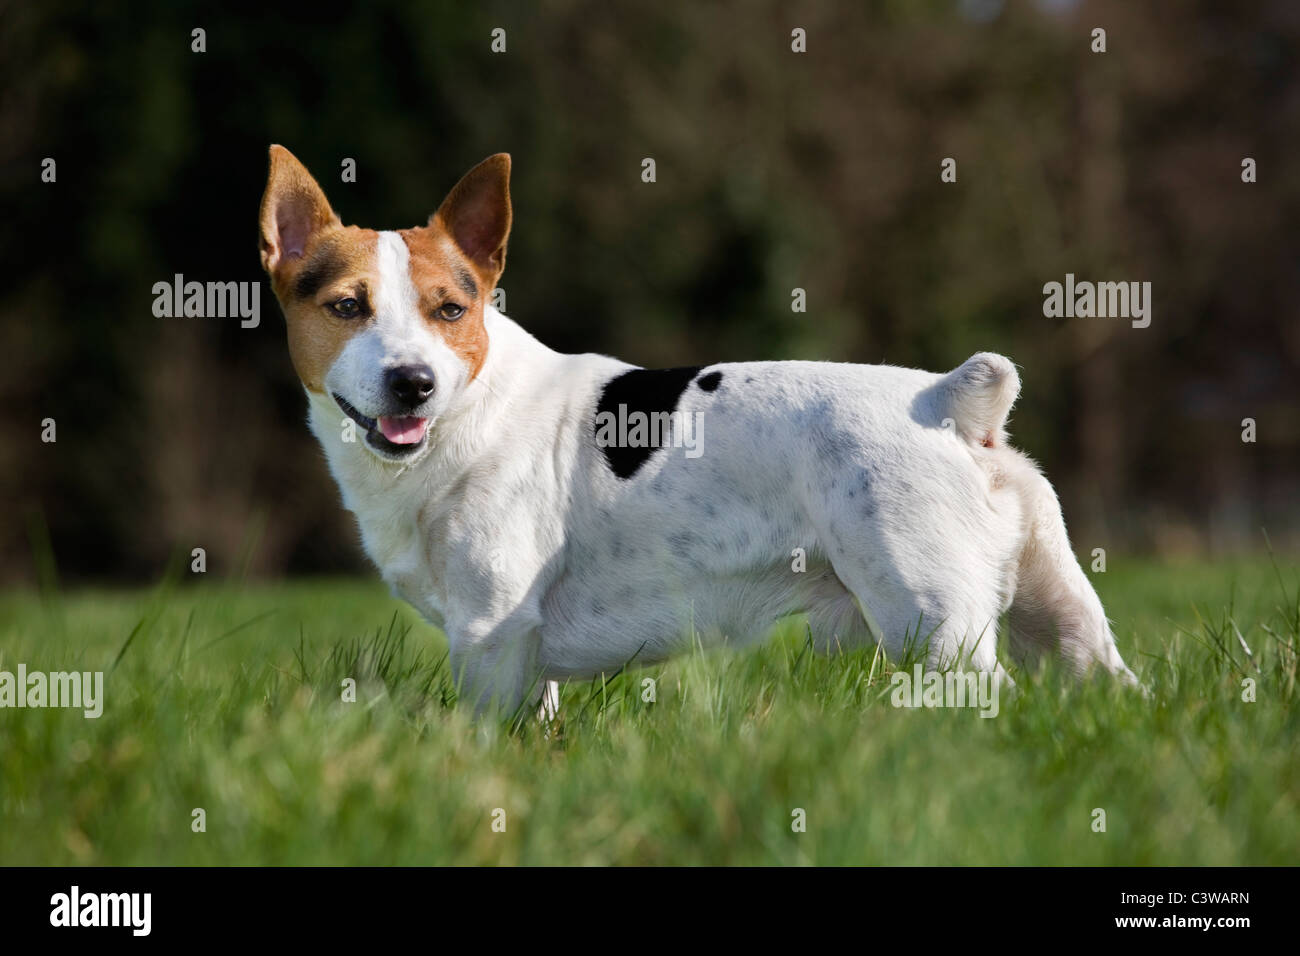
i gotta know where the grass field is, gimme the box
[1,556,1296,865]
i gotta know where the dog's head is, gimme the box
[258,147,511,462]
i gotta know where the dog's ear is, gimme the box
[259,145,340,274]
[431,154,512,278]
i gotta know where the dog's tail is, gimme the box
[936,352,1020,450]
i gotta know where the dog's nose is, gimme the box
[385,364,435,408]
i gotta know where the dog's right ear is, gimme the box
[259,145,340,274]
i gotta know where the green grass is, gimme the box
[1,556,1296,865]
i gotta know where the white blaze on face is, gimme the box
[373,230,421,331]
[325,231,469,423]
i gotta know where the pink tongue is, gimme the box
[377,416,428,445]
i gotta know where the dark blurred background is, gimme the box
[1,0,1297,585]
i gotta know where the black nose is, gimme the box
[385,364,435,408]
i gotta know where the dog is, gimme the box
[258,146,1139,716]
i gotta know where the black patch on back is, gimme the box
[595,366,702,479]
[697,371,723,392]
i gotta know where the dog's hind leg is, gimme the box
[815,360,1029,689]
[818,533,1011,690]
[1001,454,1139,686]
[930,352,1138,688]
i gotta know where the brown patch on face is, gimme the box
[260,145,384,394]
[273,226,381,393]
[399,226,493,380]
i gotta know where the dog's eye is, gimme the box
[438,303,465,321]
[330,297,361,318]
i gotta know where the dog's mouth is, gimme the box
[333,392,429,458]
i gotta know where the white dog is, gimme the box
[259,147,1139,715]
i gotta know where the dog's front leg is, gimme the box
[447,609,546,720]
[537,680,560,724]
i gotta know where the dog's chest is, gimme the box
[345,480,451,626]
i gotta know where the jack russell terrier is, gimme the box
[258,147,1139,716]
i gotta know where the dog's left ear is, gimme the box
[431,154,512,278]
